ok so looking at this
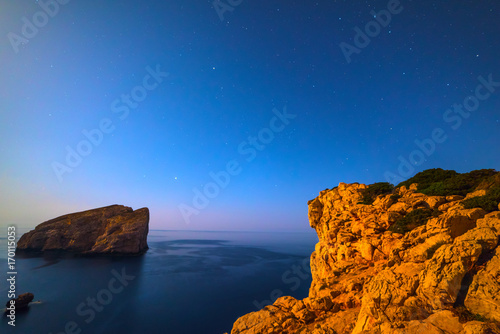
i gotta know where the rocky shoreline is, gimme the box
[229,169,500,333]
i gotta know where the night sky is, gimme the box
[1,1,499,231]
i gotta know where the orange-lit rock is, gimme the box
[465,246,500,323]
[17,205,149,255]
[229,180,500,334]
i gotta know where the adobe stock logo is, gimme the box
[385,74,500,184]
[48,267,135,334]
[339,0,403,64]
[7,0,71,54]
[212,0,243,21]
[253,258,311,310]
[178,106,296,224]
[51,65,169,183]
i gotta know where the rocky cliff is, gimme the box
[17,205,149,255]
[230,170,500,333]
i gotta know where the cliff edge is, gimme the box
[17,205,149,255]
[229,169,500,333]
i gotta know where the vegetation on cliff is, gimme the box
[229,168,500,334]
[463,185,500,213]
[397,168,498,197]
[388,208,440,234]
[359,182,394,205]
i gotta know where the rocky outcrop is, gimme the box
[5,293,34,310]
[229,180,500,334]
[465,235,500,323]
[17,205,149,255]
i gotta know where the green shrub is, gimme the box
[397,168,498,197]
[390,193,402,201]
[476,172,500,190]
[388,209,440,234]
[462,186,500,213]
[453,306,487,323]
[397,168,458,190]
[359,182,394,205]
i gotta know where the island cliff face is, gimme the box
[230,180,500,333]
[17,205,149,255]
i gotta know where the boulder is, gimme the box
[352,262,424,333]
[404,232,452,262]
[5,292,34,310]
[455,227,498,251]
[417,241,482,309]
[464,190,487,200]
[399,310,463,334]
[476,211,500,235]
[17,205,149,255]
[426,208,485,238]
[463,321,500,334]
[465,246,500,322]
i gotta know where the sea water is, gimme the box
[0,230,317,334]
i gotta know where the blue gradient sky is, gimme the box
[1,1,499,231]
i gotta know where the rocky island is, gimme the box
[229,169,500,333]
[17,205,149,255]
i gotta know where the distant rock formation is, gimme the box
[5,293,34,310]
[17,205,149,255]
[229,170,500,333]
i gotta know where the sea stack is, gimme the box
[17,205,149,255]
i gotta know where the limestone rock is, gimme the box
[424,196,447,209]
[229,176,500,334]
[476,211,500,235]
[465,246,500,323]
[308,197,324,228]
[425,208,485,238]
[404,233,452,262]
[399,310,463,334]
[447,195,465,201]
[388,202,408,214]
[5,293,34,310]
[464,189,488,200]
[417,241,482,309]
[17,205,149,255]
[463,321,500,334]
[352,262,424,333]
[455,227,498,251]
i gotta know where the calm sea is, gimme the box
[0,230,317,334]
